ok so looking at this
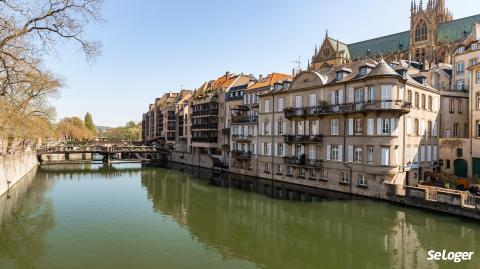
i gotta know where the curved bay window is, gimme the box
[415,20,427,42]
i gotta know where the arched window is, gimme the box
[415,20,427,42]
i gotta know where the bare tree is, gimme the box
[0,0,103,152]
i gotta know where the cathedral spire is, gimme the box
[419,0,423,11]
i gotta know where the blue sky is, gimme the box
[45,0,480,126]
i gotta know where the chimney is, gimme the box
[474,23,480,41]
[225,71,230,77]
[259,74,263,81]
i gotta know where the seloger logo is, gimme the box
[427,250,474,263]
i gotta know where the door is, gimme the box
[454,159,468,178]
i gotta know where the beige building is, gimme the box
[228,73,291,177]
[254,59,440,199]
[190,72,252,165]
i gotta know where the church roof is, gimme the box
[437,14,480,42]
[346,14,480,60]
[328,37,350,59]
[348,31,410,60]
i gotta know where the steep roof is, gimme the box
[437,14,480,42]
[348,31,410,60]
[366,59,403,78]
[329,37,350,59]
[346,14,480,60]
[247,73,292,90]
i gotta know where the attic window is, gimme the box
[458,47,465,54]
[336,71,344,80]
[359,66,371,77]
[472,43,478,51]
[303,78,310,83]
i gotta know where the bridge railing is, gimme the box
[37,145,166,154]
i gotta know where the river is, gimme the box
[0,163,479,269]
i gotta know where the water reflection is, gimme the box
[0,168,55,269]
[141,164,480,269]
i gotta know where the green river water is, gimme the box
[0,163,479,269]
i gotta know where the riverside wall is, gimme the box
[0,151,38,197]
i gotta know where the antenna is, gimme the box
[292,56,302,75]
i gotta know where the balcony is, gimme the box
[191,137,218,143]
[231,116,258,124]
[231,150,252,160]
[232,134,254,142]
[192,109,219,117]
[284,100,411,118]
[191,123,218,130]
[284,156,322,167]
[167,116,176,121]
[284,135,323,144]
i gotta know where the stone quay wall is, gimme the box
[0,151,38,197]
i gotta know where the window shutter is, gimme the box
[420,120,425,136]
[348,145,353,163]
[433,145,438,160]
[291,122,295,135]
[253,143,256,154]
[274,143,278,156]
[326,145,331,160]
[309,94,316,107]
[331,92,335,104]
[348,118,353,135]
[316,120,320,135]
[390,118,397,135]
[367,118,374,135]
[432,120,437,136]
[338,145,343,161]
[377,118,382,135]
[283,122,287,135]
[291,144,295,156]
[260,143,264,155]
[282,143,286,156]
[330,120,334,135]
[347,87,354,103]
[364,87,368,102]
[427,145,432,161]
[305,121,310,135]
[274,122,278,135]
[339,90,344,104]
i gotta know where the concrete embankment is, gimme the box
[0,151,38,197]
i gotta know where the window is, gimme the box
[331,145,339,161]
[264,99,270,113]
[319,168,327,180]
[309,168,316,179]
[449,98,455,113]
[427,145,432,162]
[330,119,339,135]
[287,166,293,176]
[367,86,375,103]
[340,171,350,184]
[358,174,366,186]
[457,62,465,74]
[354,88,363,103]
[264,122,271,135]
[446,159,451,169]
[277,143,284,156]
[421,94,426,110]
[428,96,433,111]
[296,121,304,135]
[470,58,478,67]
[359,67,368,76]
[309,93,316,107]
[473,43,478,51]
[477,93,480,109]
[477,121,480,138]
[336,71,344,80]
[276,165,283,175]
[407,90,412,104]
[420,146,425,162]
[415,20,427,42]
[456,80,465,91]
[278,97,284,111]
[264,163,270,173]
[381,85,393,108]
[381,118,390,135]
[414,119,419,135]
[453,123,460,137]
[354,146,362,163]
[458,99,463,113]
[477,71,480,83]
[278,122,284,135]
[457,148,463,158]
[414,92,419,108]
[367,146,374,164]
[295,95,302,108]
[354,118,363,134]
[381,147,390,166]
[299,168,305,177]
[458,47,465,53]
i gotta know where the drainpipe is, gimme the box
[271,92,275,198]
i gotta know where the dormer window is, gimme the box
[283,82,289,90]
[472,43,478,51]
[359,66,372,77]
[458,47,465,54]
[336,71,344,80]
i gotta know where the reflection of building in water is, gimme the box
[141,167,480,269]
[0,169,55,269]
[387,211,438,269]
